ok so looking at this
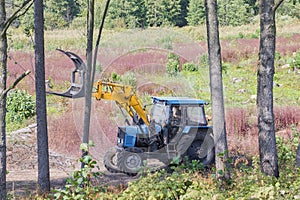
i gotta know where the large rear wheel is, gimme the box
[103,147,121,173]
[185,133,215,166]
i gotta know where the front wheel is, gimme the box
[117,151,144,176]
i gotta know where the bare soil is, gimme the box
[6,124,135,198]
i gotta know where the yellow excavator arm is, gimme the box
[46,50,150,125]
[92,81,150,126]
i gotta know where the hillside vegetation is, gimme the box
[6,18,300,199]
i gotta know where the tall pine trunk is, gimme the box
[257,0,279,177]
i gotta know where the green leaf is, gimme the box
[80,143,88,151]
[77,177,83,185]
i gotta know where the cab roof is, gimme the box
[151,96,208,105]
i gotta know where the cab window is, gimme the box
[186,105,206,125]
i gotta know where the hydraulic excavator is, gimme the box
[47,50,215,175]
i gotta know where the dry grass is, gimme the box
[226,106,300,156]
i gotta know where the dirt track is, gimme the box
[6,124,136,198]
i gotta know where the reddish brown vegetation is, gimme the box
[6,34,300,158]
[274,106,300,130]
[101,48,189,78]
[226,106,300,156]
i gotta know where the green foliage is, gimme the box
[160,0,182,26]
[121,72,137,89]
[146,0,181,27]
[10,0,300,31]
[186,0,206,26]
[111,72,121,82]
[287,51,300,71]
[110,72,137,88]
[182,62,198,72]
[277,125,299,169]
[50,142,102,200]
[117,169,197,200]
[276,0,300,19]
[114,132,300,199]
[45,128,300,199]
[107,0,147,29]
[218,0,253,26]
[198,53,209,68]
[6,89,36,123]
[17,0,81,31]
[166,52,180,77]
[158,35,173,50]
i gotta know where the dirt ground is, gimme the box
[6,124,135,198]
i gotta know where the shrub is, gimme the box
[166,53,180,77]
[111,72,121,82]
[182,62,198,72]
[50,142,102,200]
[6,89,36,123]
[121,72,137,89]
[287,50,300,71]
[198,53,209,68]
[46,128,300,199]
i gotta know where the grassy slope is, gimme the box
[9,18,300,106]
[7,18,300,153]
[7,17,300,200]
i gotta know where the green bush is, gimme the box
[6,89,36,123]
[166,53,180,77]
[50,142,102,200]
[111,72,121,82]
[121,72,137,89]
[45,128,300,199]
[182,62,198,72]
[287,51,300,71]
[198,53,209,68]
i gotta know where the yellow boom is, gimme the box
[92,81,150,126]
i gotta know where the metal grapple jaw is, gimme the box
[47,49,86,98]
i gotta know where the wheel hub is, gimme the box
[125,154,141,169]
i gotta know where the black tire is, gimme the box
[117,151,143,176]
[103,148,121,173]
[185,133,215,166]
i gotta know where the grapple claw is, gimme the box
[47,49,86,98]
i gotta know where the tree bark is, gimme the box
[34,0,50,193]
[205,0,230,180]
[0,1,7,198]
[81,0,94,165]
[257,0,279,178]
[296,144,300,168]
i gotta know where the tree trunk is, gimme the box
[34,0,50,193]
[205,0,230,180]
[296,144,300,168]
[0,1,7,198]
[257,0,279,178]
[82,0,94,164]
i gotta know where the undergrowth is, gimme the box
[45,127,300,200]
